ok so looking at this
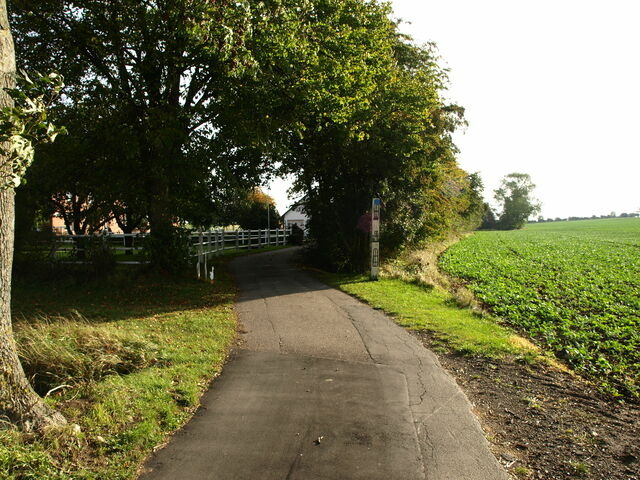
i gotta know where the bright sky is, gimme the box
[268,0,640,219]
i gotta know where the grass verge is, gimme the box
[0,247,288,479]
[317,271,538,360]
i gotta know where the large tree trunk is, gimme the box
[0,0,66,431]
[143,106,189,272]
[147,177,179,271]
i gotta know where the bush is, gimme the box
[141,227,192,274]
[84,236,116,275]
[288,224,304,245]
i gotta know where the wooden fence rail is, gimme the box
[50,229,292,273]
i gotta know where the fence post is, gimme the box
[235,229,239,250]
[212,229,217,255]
[197,231,203,279]
[204,232,208,278]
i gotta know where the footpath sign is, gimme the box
[371,198,381,280]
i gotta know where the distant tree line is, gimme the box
[533,212,639,223]
[478,172,638,228]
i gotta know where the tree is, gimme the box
[10,0,291,270]
[458,172,486,231]
[11,0,476,275]
[19,102,148,256]
[480,203,498,229]
[271,7,467,270]
[234,188,280,230]
[0,0,65,430]
[494,173,541,230]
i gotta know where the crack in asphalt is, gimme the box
[342,308,377,365]
[261,296,283,353]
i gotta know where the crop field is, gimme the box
[439,218,640,397]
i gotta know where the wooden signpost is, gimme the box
[371,198,381,280]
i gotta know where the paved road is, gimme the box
[140,248,508,480]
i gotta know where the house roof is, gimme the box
[281,196,308,218]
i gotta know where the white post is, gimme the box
[204,232,208,277]
[198,231,204,279]
[370,198,381,280]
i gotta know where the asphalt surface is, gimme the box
[140,248,508,480]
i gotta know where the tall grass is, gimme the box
[14,311,160,396]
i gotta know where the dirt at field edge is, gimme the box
[411,330,640,480]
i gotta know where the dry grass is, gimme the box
[382,234,485,313]
[14,311,160,396]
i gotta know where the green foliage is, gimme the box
[10,0,293,263]
[266,4,470,271]
[233,189,280,230]
[494,173,541,230]
[11,0,474,271]
[19,102,144,235]
[479,202,498,230]
[0,433,61,480]
[0,71,65,189]
[140,227,192,274]
[458,172,486,231]
[288,224,304,245]
[439,218,640,397]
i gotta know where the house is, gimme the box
[49,212,128,235]
[282,202,309,231]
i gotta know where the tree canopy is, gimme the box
[11,0,478,271]
[233,187,280,230]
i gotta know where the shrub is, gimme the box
[288,224,304,245]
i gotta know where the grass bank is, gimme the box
[317,271,538,361]
[1,247,287,479]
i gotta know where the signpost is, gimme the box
[371,198,381,280]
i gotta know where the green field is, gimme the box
[439,218,640,397]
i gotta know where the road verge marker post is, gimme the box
[371,198,381,280]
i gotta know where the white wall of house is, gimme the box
[283,205,309,230]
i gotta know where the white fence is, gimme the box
[192,229,290,279]
[51,228,292,272]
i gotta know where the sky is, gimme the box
[268,0,640,219]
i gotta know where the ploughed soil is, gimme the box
[411,331,640,480]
